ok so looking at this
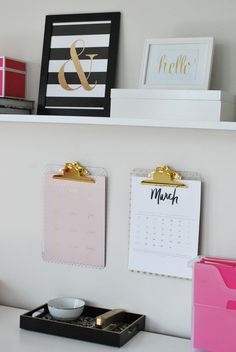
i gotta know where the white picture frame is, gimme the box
[139,37,214,90]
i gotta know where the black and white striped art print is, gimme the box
[38,13,120,117]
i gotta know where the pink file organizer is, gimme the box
[193,257,236,352]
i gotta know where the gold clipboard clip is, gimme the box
[53,161,95,183]
[141,165,187,188]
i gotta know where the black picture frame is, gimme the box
[37,12,120,117]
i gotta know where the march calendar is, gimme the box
[128,173,201,279]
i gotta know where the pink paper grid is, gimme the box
[43,173,106,267]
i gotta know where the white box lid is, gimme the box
[111,89,235,103]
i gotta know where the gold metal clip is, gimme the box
[141,165,187,188]
[53,161,95,183]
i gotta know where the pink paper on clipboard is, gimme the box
[43,167,106,267]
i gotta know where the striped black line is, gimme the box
[47,72,107,85]
[52,23,111,36]
[49,47,109,60]
[45,97,105,108]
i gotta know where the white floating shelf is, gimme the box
[0,114,236,131]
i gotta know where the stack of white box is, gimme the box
[110,89,236,122]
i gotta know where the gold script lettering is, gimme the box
[158,55,167,73]
[158,54,191,75]
[58,39,98,91]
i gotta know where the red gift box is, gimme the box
[0,57,26,98]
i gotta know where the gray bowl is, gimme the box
[48,297,85,321]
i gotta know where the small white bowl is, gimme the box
[48,297,85,321]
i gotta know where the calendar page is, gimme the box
[128,176,201,279]
[43,166,106,267]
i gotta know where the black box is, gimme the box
[20,304,145,347]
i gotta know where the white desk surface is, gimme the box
[0,305,192,351]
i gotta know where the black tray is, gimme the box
[20,304,145,347]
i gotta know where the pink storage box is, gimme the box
[0,57,26,98]
[193,257,236,352]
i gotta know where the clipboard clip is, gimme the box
[53,161,95,183]
[141,165,187,188]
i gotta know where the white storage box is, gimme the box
[110,89,236,122]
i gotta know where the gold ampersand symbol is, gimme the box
[58,39,98,91]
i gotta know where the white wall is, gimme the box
[2,0,236,99]
[0,0,236,339]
